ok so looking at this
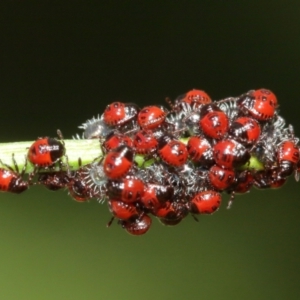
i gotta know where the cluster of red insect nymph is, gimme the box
[0,89,299,235]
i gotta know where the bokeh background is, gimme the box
[1,1,300,299]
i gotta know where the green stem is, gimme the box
[0,139,102,173]
[0,137,264,174]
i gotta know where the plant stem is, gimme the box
[0,138,264,174]
[0,139,102,173]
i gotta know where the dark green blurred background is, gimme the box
[0,1,300,299]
